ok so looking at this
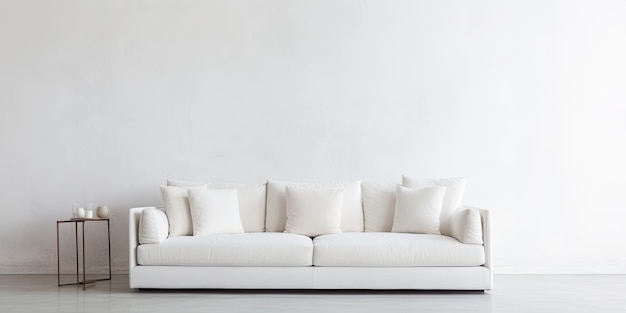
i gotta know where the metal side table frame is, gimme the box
[56,218,111,290]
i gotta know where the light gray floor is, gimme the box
[0,275,624,313]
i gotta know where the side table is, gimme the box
[56,218,111,289]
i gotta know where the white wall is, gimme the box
[1,0,625,274]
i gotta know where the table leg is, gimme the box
[57,222,60,286]
[82,221,86,290]
[75,222,79,285]
[107,219,111,280]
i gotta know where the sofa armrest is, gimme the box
[128,207,145,273]
[129,207,166,278]
[450,206,492,270]
[469,206,492,271]
[477,208,492,271]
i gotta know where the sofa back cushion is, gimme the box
[167,179,266,232]
[284,186,344,237]
[361,181,397,232]
[266,180,364,232]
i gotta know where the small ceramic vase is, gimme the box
[97,206,110,218]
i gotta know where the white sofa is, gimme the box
[128,179,492,290]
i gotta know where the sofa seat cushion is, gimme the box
[137,233,313,266]
[313,232,484,267]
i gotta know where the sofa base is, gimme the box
[130,266,492,290]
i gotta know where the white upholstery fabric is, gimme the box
[167,179,267,233]
[392,185,446,235]
[137,232,313,266]
[361,181,396,232]
[449,207,483,244]
[188,189,244,235]
[266,180,363,232]
[160,185,207,236]
[207,183,266,233]
[285,186,343,237]
[130,266,315,289]
[265,180,287,232]
[313,232,484,267]
[129,206,493,290]
[129,266,492,290]
[312,267,492,290]
[138,208,169,244]
[402,176,467,236]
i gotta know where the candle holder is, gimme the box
[72,202,80,218]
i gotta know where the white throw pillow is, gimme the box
[361,181,397,232]
[284,186,344,237]
[138,208,169,244]
[266,179,363,232]
[402,175,466,236]
[168,179,267,233]
[449,207,483,244]
[391,185,447,235]
[160,185,207,236]
[187,189,244,235]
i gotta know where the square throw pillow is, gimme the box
[168,179,267,233]
[266,179,362,232]
[187,189,244,235]
[361,181,397,232]
[391,185,447,235]
[402,175,466,236]
[284,186,344,237]
[160,185,207,236]
[449,207,483,244]
[138,208,169,244]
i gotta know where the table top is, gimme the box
[57,218,109,223]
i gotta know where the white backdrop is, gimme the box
[1,0,625,274]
